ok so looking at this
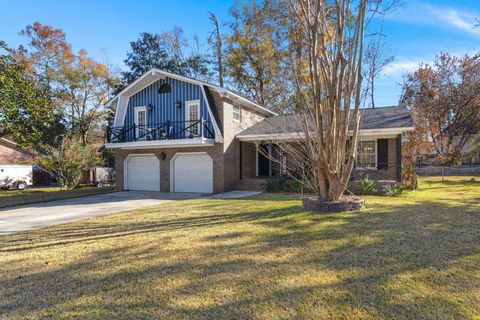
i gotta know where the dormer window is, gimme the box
[159,83,171,94]
[233,105,241,122]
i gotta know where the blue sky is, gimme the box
[1,0,479,107]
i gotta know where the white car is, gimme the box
[0,165,33,190]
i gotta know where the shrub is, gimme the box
[384,184,405,197]
[289,180,303,193]
[266,176,303,193]
[37,138,99,190]
[266,176,286,192]
[359,175,377,195]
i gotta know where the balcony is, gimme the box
[105,119,215,148]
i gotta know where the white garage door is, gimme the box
[125,155,160,191]
[172,153,213,193]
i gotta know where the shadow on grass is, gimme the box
[0,193,479,319]
[0,201,306,252]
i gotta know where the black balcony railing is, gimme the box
[106,118,215,143]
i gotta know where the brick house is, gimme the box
[0,138,33,165]
[105,69,414,193]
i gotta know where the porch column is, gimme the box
[268,143,273,177]
[239,141,243,180]
[396,134,402,182]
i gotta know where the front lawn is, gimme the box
[1,177,479,319]
[0,186,115,209]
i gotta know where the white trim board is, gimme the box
[200,85,223,142]
[105,138,215,150]
[237,127,415,142]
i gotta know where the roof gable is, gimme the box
[107,69,276,126]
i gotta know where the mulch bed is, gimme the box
[303,196,365,213]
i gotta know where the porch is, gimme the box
[238,136,403,183]
[106,119,215,144]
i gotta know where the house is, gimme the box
[0,138,33,165]
[105,69,414,193]
[416,135,480,166]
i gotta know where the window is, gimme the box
[186,100,200,136]
[233,105,241,122]
[356,141,376,169]
[158,83,171,94]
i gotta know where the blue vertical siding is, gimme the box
[123,77,213,140]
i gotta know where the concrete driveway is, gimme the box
[0,191,202,235]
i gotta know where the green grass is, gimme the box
[0,177,479,319]
[0,186,115,209]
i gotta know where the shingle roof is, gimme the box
[237,105,414,137]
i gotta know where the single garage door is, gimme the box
[172,153,213,193]
[125,155,160,191]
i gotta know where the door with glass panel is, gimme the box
[185,100,200,137]
[134,106,147,140]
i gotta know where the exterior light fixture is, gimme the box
[160,152,166,160]
[175,101,182,109]
[147,104,154,112]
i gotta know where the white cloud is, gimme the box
[382,45,480,77]
[389,1,480,36]
[382,59,423,76]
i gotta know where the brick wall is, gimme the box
[241,142,257,178]
[0,141,33,164]
[115,144,225,193]
[221,97,265,189]
[205,89,265,189]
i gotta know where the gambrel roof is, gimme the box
[106,69,276,128]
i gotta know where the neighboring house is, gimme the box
[105,69,414,193]
[0,138,33,164]
[417,135,480,166]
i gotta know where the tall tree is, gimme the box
[226,0,290,112]
[0,41,60,145]
[266,0,382,202]
[208,12,224,87]
[121,32,170,85]
[402,52,480,166]
[57,49,115,145]
[121,28,211,88]
[13,22,118,146]
[12,22,73,90]
[362,23,394,108]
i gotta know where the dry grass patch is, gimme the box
[0,178,479,319]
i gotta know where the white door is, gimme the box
[125,155,160,191]
[134,106,147,140]
[171,153,213,193]
[185,100,200,136]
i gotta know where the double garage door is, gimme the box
[125,153,213,193]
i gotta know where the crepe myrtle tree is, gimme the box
[257,0,390,202]
[288,0,367,202]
